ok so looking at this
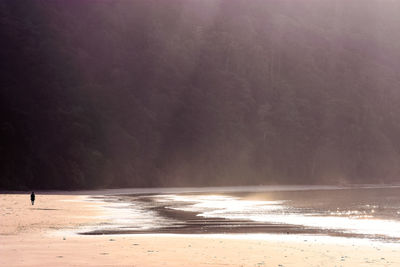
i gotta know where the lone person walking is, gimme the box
[30,192,35,205]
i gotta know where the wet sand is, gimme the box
[82,191,400,243]
[83,195,336,237]
[1,192,400,266]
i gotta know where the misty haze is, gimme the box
[2,1,400,266]
[2,0,400,190]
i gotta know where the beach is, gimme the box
[1,192,400,266]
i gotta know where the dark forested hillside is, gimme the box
[2,0,400,189]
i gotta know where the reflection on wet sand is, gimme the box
[82,186,400,243]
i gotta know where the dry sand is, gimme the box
[1,193,400,267]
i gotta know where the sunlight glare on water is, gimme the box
[154,193,400,239]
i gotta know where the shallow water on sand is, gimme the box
[83,185,400,243]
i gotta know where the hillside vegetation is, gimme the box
[2,0,400,189]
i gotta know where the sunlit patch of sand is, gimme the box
[1,192,400,266]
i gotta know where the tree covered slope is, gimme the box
[1,0,400,189]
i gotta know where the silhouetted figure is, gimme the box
[30,192,35,205]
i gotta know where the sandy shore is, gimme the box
[1,193,400,266]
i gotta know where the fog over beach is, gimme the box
[2,0,400,266]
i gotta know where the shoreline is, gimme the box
[3,183,400,196]
[79,191,400,245]
[1,192,400,266]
